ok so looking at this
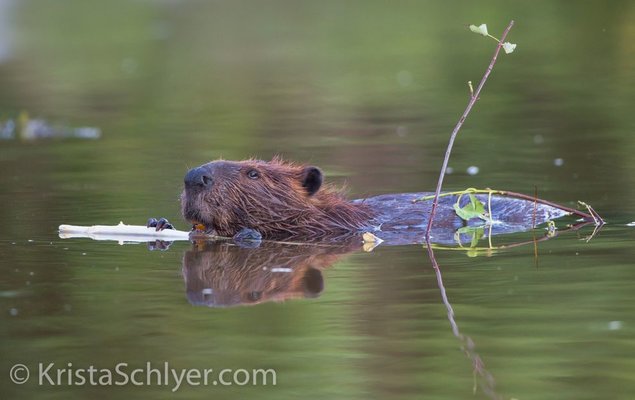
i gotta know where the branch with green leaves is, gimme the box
[424,20,516,241]
[469,24,517,54]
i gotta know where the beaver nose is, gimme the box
[184,167,213,188]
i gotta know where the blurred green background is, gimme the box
[1,1,634,399]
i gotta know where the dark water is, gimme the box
[1,1,634,399]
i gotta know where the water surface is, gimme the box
[1,1,634,399]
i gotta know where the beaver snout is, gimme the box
[184,167,213,188]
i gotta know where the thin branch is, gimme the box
[425,21,515,242]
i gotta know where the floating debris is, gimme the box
[362,232,384,252]
[0,112,101,141]
[362,232,383,244]
[0,290,22,298]
[554,158,564,167]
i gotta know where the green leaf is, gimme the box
[469,24,488,37]
[502,42,517,54]
[453,193,487,221]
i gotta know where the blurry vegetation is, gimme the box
[1,1,633,199]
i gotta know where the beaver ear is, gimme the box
[300,166,323,196]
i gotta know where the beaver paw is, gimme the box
[147,217,174,231]
[233,228,262,248]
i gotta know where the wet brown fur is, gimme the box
[181,157,374,239]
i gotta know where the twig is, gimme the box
[498,190,593,219]
[59,223,348,248]
[428,220,596,253]
[578,201,606,225]
[424,20,515,242]
[416,187,598,222]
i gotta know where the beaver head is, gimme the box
[180,158,373,239]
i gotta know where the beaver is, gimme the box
[177,157,374,239]
[149,157,582,245]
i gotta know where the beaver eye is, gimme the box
[246,169,259,180]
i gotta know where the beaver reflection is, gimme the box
[182,240,358,307]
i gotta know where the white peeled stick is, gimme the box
[58,221,190,243]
